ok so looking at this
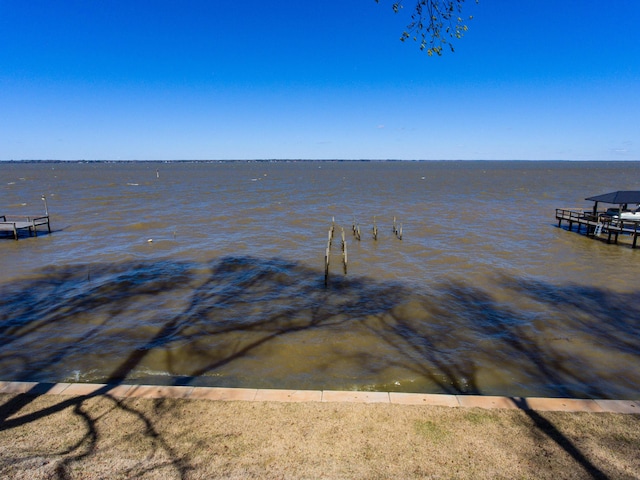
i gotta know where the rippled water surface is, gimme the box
[1,160,639,398]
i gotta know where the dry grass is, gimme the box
[1,393,639,479]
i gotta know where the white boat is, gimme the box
[615,210,640,221]
[604,207,640,221]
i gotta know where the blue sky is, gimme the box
[1,0,639,161]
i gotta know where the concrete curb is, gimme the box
[1,381,638,414]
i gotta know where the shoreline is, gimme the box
[1,380,638,414]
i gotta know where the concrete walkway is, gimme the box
[1,381,638,414]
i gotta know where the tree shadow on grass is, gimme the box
[511,397,611,480]
[0,255,639,478]
[0,389,191,479]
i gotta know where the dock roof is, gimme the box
[585,191,640,205]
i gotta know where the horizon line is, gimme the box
[2,159,639,163]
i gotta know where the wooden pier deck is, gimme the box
[0,214,51,240]
[556,208,640,248]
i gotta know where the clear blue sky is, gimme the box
[1,0,639,161]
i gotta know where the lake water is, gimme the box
[1,160,639,399]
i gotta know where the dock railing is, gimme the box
[555,208,585,222]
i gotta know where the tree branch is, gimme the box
[377,0,477,56]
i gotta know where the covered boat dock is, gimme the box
[556,190,640,248]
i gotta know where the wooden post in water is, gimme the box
[372,216,378,241]
[392,216,403,240]
[325,222,335,286]
[328,218,335,248]
[341,228,347,274]
[324,242,331,286]
[352,222,361,241]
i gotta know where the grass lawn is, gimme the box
[1,392,639,479]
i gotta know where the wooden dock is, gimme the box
[0,214,51,240]
[556,208,640,248]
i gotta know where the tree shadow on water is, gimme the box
[0,256,407,386]
[0,256,407,477]
[342,275,640,400]
[0,255,639,478]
